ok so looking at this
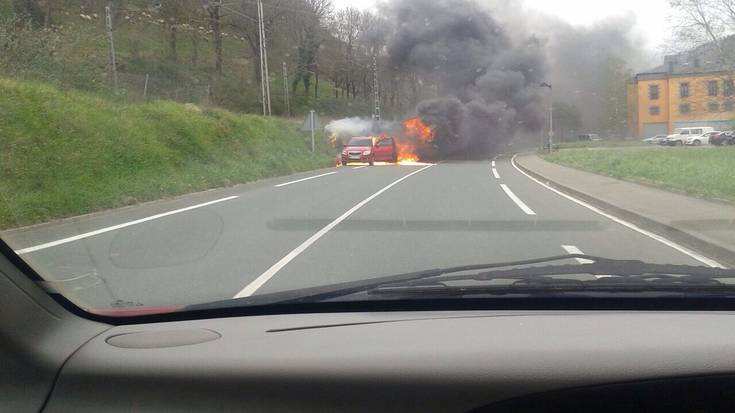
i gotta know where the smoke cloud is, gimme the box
[325,117,399,144]
[385,0,547,158]
[325,0,650,159]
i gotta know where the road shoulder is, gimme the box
[514,154,735,267]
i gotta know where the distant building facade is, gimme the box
[627,39,735,137]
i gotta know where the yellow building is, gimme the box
[628,45,735,137]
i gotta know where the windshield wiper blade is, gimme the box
[367,260,735,297]
[184,255,733,310]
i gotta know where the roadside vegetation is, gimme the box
[555,140,646,149]
[544,147,735,202]
[0,1,394,118]
[0,78,333,229]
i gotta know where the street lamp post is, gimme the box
[540,82,553,153]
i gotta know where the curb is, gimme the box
[513,155,735,268]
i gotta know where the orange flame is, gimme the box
[396,140,419,163]
[395,117,434,163]
[403,117,434,144]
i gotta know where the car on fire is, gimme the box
[342,136,398,166]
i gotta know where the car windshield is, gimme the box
[0,0,732,317]
[348,138,373,147]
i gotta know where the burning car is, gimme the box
[335,117,435,166]
[342,136,397,166]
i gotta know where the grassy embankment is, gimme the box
[555,140,646,149]
[544,147,735,202]
[0,78,333,229]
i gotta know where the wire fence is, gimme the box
[116,72,211,104]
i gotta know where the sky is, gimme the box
[332,0,673,52]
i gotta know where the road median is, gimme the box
[514,154,735,267]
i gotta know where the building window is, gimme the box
[679,103,691,114]
[708,80,719,96]
[708,102,719,112]
[680,82,690,98]
[649,106,661,116]
[649,84,660,100]
[725,80,735,97]
[725,101,735,111]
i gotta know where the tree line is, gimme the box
[3,0,425,117]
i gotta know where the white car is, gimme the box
[642,134,667,144]
[687,131,721,146]
[664,127,715,146]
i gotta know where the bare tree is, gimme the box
[229,0,285,84]
[155,1,188,62]
[669,0,735,63]
[286,0,332,97]
[188,3,206,67]
[206,0,224,75]
[331,6,362,98]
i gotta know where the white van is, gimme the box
[664,127,715,146]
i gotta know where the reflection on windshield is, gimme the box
[348,138,373,147]
[0,0,732,315]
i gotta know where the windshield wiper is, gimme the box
[185,255,734,311]
[367,260,735,298]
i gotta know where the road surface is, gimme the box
[1,157,716,309]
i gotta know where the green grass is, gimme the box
[555,140,646,149]
[0,78,334,229]
[544,147,735,202]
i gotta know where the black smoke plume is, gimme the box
[386,0,547,158]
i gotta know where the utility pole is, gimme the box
[372,53,380,121]
[283,61,291,117]
[540,82,553,153]
[256,0,271,116]
[257,0,266,116]
[310,110,315,153]
[105,5,118,89]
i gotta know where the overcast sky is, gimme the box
[332,0,673,52]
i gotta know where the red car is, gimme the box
[342,136,397,166]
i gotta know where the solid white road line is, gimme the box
[500,184,537,216]
[14,196,239,255]
[492,168,500,179]
[275,171,338,188]
[561,245,594,264]
[511,155,723,268]
[352,166,367,170]
[234,165,435,298]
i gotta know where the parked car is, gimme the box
[341,136,397,166]
[663,127,715,146]
[688,130,721,146]
[578,133,601,141]
[642,134,668,144]
[711,131,735,146]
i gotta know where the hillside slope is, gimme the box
[0,78,333,228]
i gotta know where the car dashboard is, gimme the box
[42,310,735,412]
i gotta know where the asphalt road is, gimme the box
[1,157,714,309]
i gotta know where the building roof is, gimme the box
[640,36,735,77]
